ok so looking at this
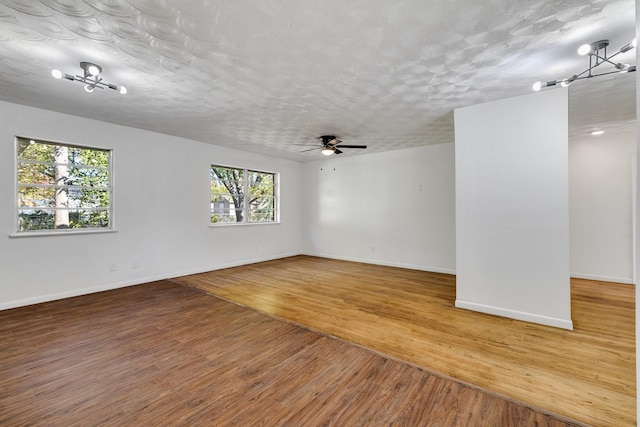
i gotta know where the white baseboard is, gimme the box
[163,252,303,280]
[0,252,302,311]
[0,279,145,311]
[302,251,456,275]
[454,299,574,330]
[570,272,633,284]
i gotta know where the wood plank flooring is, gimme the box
[174,255,636,427]
[0,280,581,426]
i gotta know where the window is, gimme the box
[211,165,277,225]
[16,137,112,233]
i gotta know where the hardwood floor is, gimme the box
[0,280,581,426]
[173,255,636,427]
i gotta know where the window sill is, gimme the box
[209,222,280,228]
[9,228,118,238]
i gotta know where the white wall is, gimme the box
[301,143,456,274]
[635,2,639,423]
[569,125,636,283]
[0,100,303,309]
[454,89,572,329]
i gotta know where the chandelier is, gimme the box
[533,38,636,91]
[52,62,127,94]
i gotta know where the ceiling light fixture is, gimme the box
[321,146,335,156]
[52,61,127,95]
[590,130,605,136]
[532,38,636,91]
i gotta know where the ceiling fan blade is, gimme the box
[329,139,342,146]
[334,148,343,154]
[336,145,367,149]
[300,147,319,153]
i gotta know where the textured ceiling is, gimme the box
[0,0,636,161]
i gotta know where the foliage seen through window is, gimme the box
[16,137,111,232]
[211,165,277,224]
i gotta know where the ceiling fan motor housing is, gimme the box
[320,135,338,146]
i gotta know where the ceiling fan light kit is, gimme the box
[321,146,335,156]
[52,62,127,95]
[532,37,636,91]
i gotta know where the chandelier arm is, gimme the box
[572,68,593,79]
[73,74,111,89]
[582,54,623,76]
[574,68,636,80]
[75,76,105,89]
[560,60,636,85]
[603,50,622,61]
[591,50,622,65]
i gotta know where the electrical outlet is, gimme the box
[109,261,117,272]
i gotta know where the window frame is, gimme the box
[12,136,115,237]
[210,164,279,226]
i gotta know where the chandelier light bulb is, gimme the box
[84,84,94,93]
[87,65,101,76]
[616,63,630,72]
[119,85,127,95]
[532,81,557,91]
[620,38,638,53]
[577,44,592,55]
[561,75,578,87]
[51,69,62,79]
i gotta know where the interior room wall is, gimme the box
[301,143,456,274]
[454,89,572,329]
[635,1,639,422]
[0,100,303,310]
[569,125,636,283]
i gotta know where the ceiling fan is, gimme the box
[300,135,367,156]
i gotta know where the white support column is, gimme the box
[454,88,572,329]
